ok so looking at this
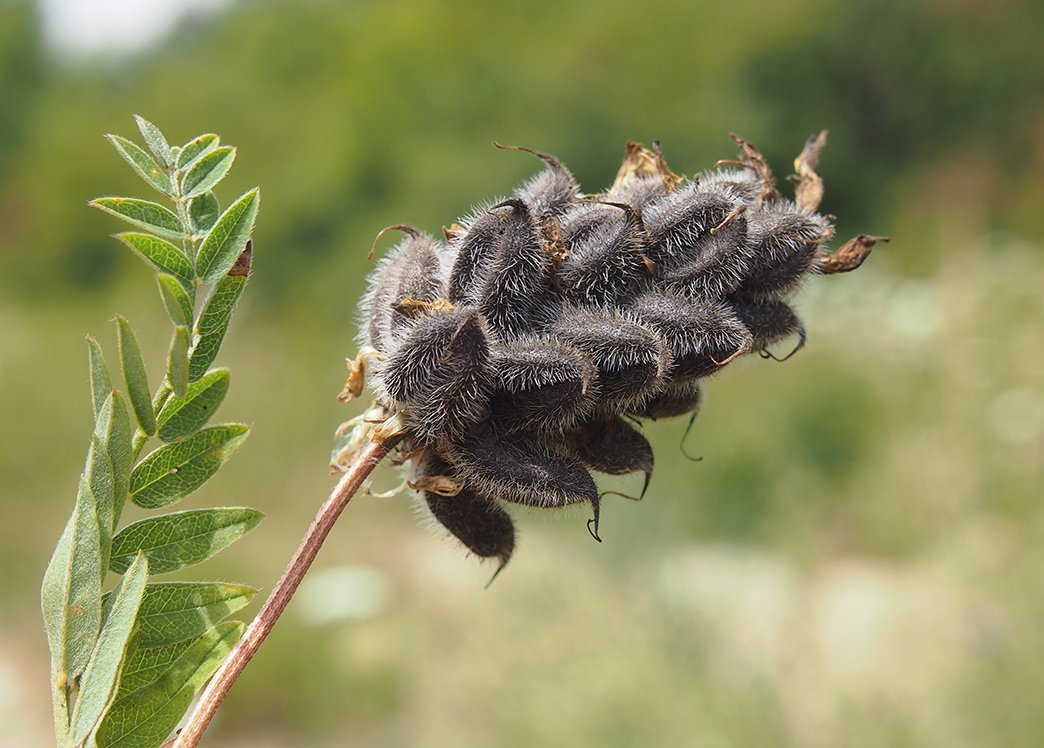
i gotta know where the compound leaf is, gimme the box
[95,621,243,748]
[195,188,258,283]
[116,316,157,436]
[181,145,235,199]
[130,424,249,509]
[133,582,254,648]
[110,508,264,575]
[69,553,148,745]
[41,476,103,681]
[155,274,194,328]
[175,133,219,170]
[89,198,183,242]
[134,115,174,168]
[105,135,174,195]
[156,369,229,442]
[115,233,194,288]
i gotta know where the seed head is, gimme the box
[341,133,884,577]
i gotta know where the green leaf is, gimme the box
[105,134,174,195]
[134,115,174,168]
[155,274,194,328]
[95,622,243,748]
[110,508,264,575]
[181,145,236,199]
[116,637,191,694]
[195,188,259,283]
[70,553,148,745]
[187,275,246,381]
[188,258,250,381]
[115,233,194,288]
[188,191,220,234]
[104,392,134,530]
[89,198,183,242]
[116,316,157,436]
[41,476,103,681]
[87,336,113,419]
[156,369,230,442]
[133,582,254,648]
[87,433,115,576]
[130,424,249,509]
[167,326,190,398]
[175,133,219,170]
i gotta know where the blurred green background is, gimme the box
[2,0,1042,745]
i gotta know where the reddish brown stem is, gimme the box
[172,434,401,748]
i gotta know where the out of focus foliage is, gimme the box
[2,0,1041,746]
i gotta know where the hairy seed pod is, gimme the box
[499,143,579,219]
[489,338,598,432]
[417,451,515,568]
[729,297,806,358]
[631,379,703,420]
[626,292,751,379]
[449,428,601,533]
[558,203,653,307]
[644,183,756,299]
[737,202,832,296]
[608,175,671,209]
[381,308,492,442]
[695,167,764,205]
[470,199,555,338]
[566,417,654,484]
[359,227,444,352]
[549,308,671,411]
[447,203,509,305]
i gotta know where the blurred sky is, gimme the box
[38,0,231,57]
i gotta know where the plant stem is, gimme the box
[172,432,401,748]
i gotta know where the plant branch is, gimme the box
[171,432,402,748]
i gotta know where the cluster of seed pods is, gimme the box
[340,133,884,578]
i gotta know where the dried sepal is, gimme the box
[792,130,829,211]
[609,139,684,200]
[816,234,890,274]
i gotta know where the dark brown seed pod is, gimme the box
[644,183,756,299]
[380,308,492,443]
[489,338,598,432]
[558,202,653,307]
[474,199,555,338]
[359,226,444,353]
[729,297,806,360]
[736,203,832,297]
[548,308,671,411]
[417,451,515,572]
[448,427,602,537]
[630,379,703,420]
[496,142,579,220]
[695,167,764,205]
[447,204,509,305]
[626,292,751,379]
[566,416,654,489]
